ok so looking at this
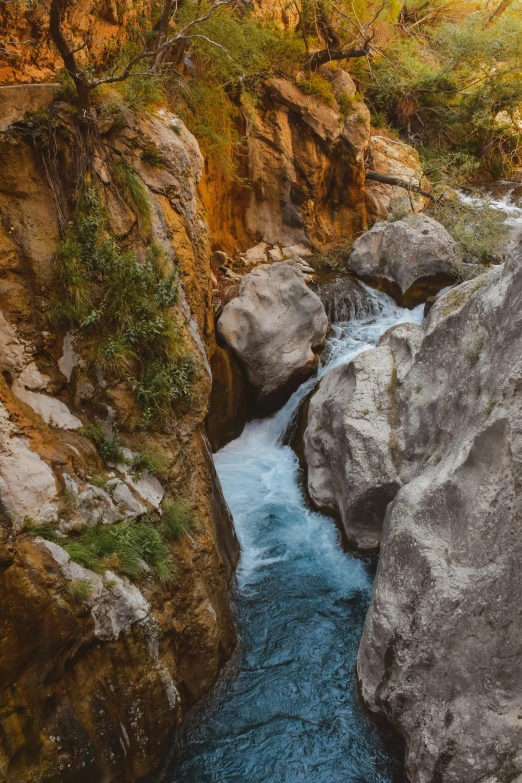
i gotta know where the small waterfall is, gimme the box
[311,274,378,323]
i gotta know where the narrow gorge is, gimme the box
[1,1,522,782]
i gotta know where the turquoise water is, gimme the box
[170,289,423,783]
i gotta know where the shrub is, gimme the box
[48,189,197,425]
[141,144,164,167]
[431,197,508,263]
[81,425,126,465]
[296,73,335,105]
[371,110,388,129]
[131,451,159,478]
[134,356,197,420]
[121,72,164,113]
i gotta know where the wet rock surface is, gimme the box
[310,274,373,323]
[304,344,401,551]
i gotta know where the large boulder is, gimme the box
[217,261,328,409]
[346,214,465,306]
[350,253,522,782]
[304,344,401,550]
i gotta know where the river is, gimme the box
[169,288,423,783]
[168,182,522,783]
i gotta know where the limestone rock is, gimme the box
[239,241,270,265]
[355,254,522,781]
[12,380,83,430]
[267,246,284,262]
[217,261,327,407]
[304,345,400,550]
[366,134,427,219]
[346,214,464,306]
[0,433,58,531]
[282,243,313,260]
[58,332,78,382]
[0,84,60,132]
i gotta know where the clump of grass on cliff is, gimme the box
[158,498,194,541]
[47,187,197,425]
[296,73,335,105]
[27,517,178,585]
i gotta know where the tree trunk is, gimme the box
[49,0,92,115]
[365,170,435,201]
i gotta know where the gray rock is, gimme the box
[217,261,328,407]
[346,214,464,306]
[36,539,149,641]
[304,345,401,550]
[355,254,522,781]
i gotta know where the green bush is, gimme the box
[67,579,94,601]
[131,451,159,478]
[371,110,388,129]
[431,197,508,263]
[81,425,126,465]
[48,189,197,425]
[141,143,164,167]
[296,73,335,105]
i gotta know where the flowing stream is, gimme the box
[169,181,522,783]
[457,178,522,244]
[170,288,423,783]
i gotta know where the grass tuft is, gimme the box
[67,578,94,601]
[159,499,194,541]
[112,160,152,234]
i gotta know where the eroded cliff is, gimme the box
[0,102,239,782]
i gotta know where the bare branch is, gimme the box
[366,169,436,201]
[49,0,237,110]
[308,31,374,69]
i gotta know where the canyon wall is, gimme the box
[0,4,431,780]
[0,100,238,782]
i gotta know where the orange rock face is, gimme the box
[0,102,238,782]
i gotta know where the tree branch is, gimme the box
[308,33,374,69]
[365,170,436,201]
